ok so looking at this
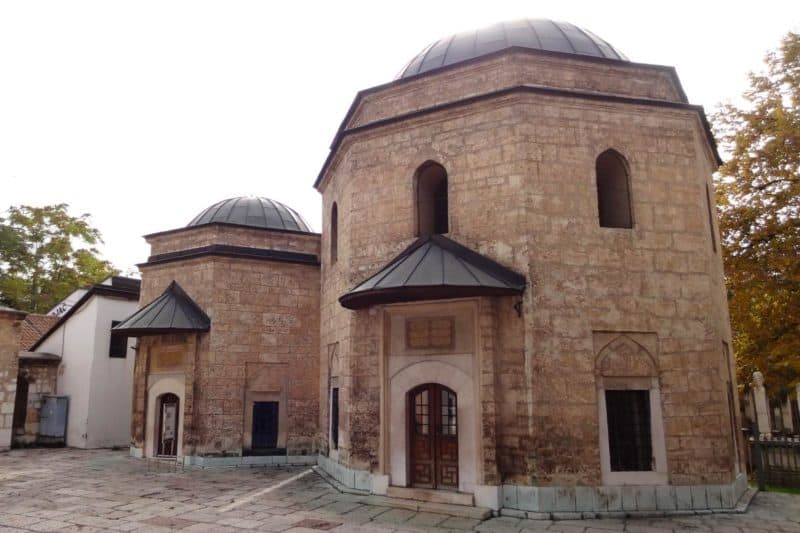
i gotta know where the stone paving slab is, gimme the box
[0,449,800,531]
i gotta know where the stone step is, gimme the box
[312,467,491,520]
[360,494,491,520]
[386,485,474,506]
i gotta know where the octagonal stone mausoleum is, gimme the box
[120,19,747,514]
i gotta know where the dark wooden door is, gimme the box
[409,384,458,490]
[157,393,179,456]
[252,401,279,449]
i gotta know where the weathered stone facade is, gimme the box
[129,217,321,464]
[119,19,745,513]
[315,25,743,511]
[0,307,26,450]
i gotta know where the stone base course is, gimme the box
[1,448,796,532]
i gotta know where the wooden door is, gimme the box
[408,384,458,490]
[252,401,279,449]
[157,393,179,456]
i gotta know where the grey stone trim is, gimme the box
[501,473,749,515]
[317,454,373,492]
[181,454,317,468]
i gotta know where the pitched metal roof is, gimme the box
[398,19,627,79]
[339,234,526,310]
[112,281,210,336]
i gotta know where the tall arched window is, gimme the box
[330,202,338,263]
[416,162,448,236]
[596,150,632,228]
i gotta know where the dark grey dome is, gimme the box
[188,197,312,233]
[398,19,627,79]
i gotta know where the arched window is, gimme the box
[416,162,448,236]
[596,150,632,228]
[330,202,338,263]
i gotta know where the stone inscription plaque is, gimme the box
[406,317,455,350]
[151,348,185,372]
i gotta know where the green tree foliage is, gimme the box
[713,32,800,394]
[0,204,118,313]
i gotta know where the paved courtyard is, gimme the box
[0,449,799,532]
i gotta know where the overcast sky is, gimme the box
[2,1,798,274]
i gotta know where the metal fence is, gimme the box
[750,435,800,489]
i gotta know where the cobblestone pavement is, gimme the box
[1,449,799,532]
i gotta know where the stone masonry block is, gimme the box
[575,486,594,512]
[537,487,555,512]
[675,486,693,510]
[622,486,637,511]
[502,484,518,508]
[691,485,708,509]
[554,487,576,512]
[516,486,538,511]
[596,486,622,511]
[656,486,676,510]
[635,486,657,511]
[706,485,722,509]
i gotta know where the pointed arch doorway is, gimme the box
[408,383,458,490]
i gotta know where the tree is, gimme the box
[712,32,800,395]
[0,204,118,313]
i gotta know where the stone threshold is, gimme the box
[499,487,759,521]
[386,485,474,506]
[313,465,492,520]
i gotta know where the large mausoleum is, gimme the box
[120,19,746,514]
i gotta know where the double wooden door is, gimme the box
[408,383,458,490]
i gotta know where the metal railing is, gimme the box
[750,435,800,489]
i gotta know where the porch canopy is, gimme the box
[339,234,526,310]
[112,280,210,336]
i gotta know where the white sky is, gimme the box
[1,1,798,273]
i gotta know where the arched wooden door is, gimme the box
[157,393,179,457]
[408,383,458,490]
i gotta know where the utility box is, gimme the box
[38,395,69,446]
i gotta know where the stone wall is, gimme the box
[0,308,25,450]
[346,51,685,131]
[133,228,321,458]
[319,51,738,490]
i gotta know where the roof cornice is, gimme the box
[314,81,720,190]
[140,244,320,268]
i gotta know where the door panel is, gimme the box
[409,384,458,490]
[157,393,179,457]
[252,401,279,449]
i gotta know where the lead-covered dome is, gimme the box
[398,19,627,79]
[188,196,312,233]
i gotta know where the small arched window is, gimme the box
[330,202,338,263]
[416,162,448,236]
[596,150,632,228]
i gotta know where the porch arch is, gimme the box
[388,360,476,493]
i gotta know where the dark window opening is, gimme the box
[596,150,633,228]
[330,387,339,449]
[416,162,449,236]
[330,202,338,264]
[12,375,28,433]
[705,184,718,253]
[109,321,127,358]
[606,389,652,471]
